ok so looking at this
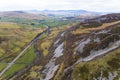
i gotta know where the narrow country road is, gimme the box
[0,27,49,77]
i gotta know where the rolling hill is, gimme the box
[0,11,46,20]
[2,13,119,80]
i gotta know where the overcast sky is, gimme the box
[0,0,120,12]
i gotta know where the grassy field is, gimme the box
[38,18,76,28]
[0,22,43,75]
[2,44,36,78]
[0,22,42,60]
[0,63,7,72]
[0,22,20,28]
[0,17,40,27]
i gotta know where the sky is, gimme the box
[0,0,120,12]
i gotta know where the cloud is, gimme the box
[0,0,120,12]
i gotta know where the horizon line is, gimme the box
[0,9,117,13]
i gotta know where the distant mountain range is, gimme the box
[27,9,105,17]
[0,10,106,20]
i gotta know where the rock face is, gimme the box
[75,25,120,58]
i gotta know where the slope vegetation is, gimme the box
[4,13,120,80]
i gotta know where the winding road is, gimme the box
[0,27,49,77]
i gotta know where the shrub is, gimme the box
[107,58,120,69]
[82,22,102,28]
[111,26,120,34]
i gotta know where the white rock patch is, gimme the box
[53,43,64,58]
[61,32,65,37]
[43,61,59,80]
[93,71,118,80]
[82,40,120,61]
[75,38,91,53]
[108,71,118,80]
[95,29,110,34]
[94,37,100,43]
[94,70,107,80]
[42,42,64,80]
[54,39,60,45]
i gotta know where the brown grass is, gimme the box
[72,20,120,35]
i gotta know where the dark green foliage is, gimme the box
[102,69,109,78]
[31,23,35,25]
[82,42,98,57]
[79,65,89,73]
[82,22,102,28]
[78,65,89,79]
[98,34,119,49]
[111,26,120,34]
[92,68,109,79]
[107,58,120,69]
[94,70,101,78]
[97,33,110,40]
